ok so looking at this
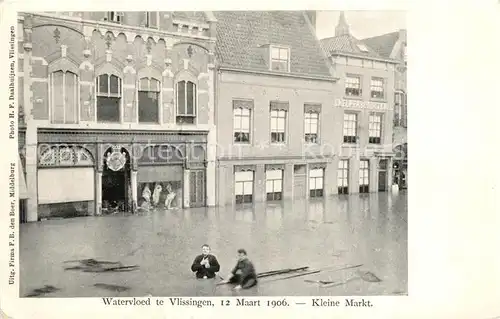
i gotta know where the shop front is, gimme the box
[36,129,209,218]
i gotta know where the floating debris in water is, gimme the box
[356,270,382,282]
[25,285,60,297]
[63,259,139,273]
[94,283,130,292]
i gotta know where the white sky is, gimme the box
[315,11,407,40]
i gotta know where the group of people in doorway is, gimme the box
[191,244,258,290]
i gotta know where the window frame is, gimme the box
[138,77,161,124]
[304,111,320,144]
[270,109,287,144]
[270,46,290,72]
[235,170,254,204]
[345,74,362,97]
[368,113,383,144]
[337,159,349,194]
[50,70,79,124]
[95,73,123,123]
[343,112,358,144]
[145,11,160,29]
[359,159,370,193]
[107,12,123,23]
[266,169,283,201]
[233,106,252,144]
[309,168,324,198]
[370,77,385,100]
[175,80,197,124]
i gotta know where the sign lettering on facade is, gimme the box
[334,98,393,111]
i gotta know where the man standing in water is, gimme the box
[225,249,258,290]
[191,244,221,279]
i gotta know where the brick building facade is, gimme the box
[18,11,217,221]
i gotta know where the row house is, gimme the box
[213,11,341,206]
[18,11,217,222]
[320,12,399,195]
[363,28,408,189]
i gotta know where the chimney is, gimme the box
[306,11,316,30]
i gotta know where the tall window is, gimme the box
[233,107,251,143]
[394,91,407,127]
[270,46,289,72]
[369,113,382,144]
[138,77,160,123]
[309,168,324,198]
[343,113,358,143]
[146,12,159,28]
[176,80,196,124]
[107,12,123,23]
[370,77,385,99]
[304,112,319,143]
[337,159,349,194]
[345,75,361,96]
[266,169,283,201]
[96,74,121,122]
[359,160,369,193]
[50,70,78,124]
[235,171,254,204]
[270,109,286,143]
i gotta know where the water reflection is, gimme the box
[20,192,407,297]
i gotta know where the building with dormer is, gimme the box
[17,11,217,222]
[320,12,399,194]
[213,11,341,206]
[362,29,407,189]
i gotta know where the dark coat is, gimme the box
[191,254,220,279]
[231,258,257,281]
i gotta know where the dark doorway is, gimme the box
[102,147,131,213]
[378,171,387,191]
[189,170,206,208]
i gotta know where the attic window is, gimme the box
[357,43,369,52]
[270,46,290,72]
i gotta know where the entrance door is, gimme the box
[378,171,387,191]
[189,170,206,207]
[293,165,307,198]
[102,147,130,213]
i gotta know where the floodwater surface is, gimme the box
[20,192,408,297]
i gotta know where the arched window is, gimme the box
[176,80,196,124]
[138,77,160,123]
[50,70,78,124]
[96,74,122,122]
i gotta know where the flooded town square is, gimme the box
[20,192,407,297]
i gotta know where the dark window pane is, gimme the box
[234,132,250,143]
[110,75,119,94]
[369,137,381,144]
[98,74,108,94]
[344,136,357,143]
[97,96,120,122]
[138,91,159,123]
[271,132,285,143]
[177,81,185,114]
[186,81,195,115]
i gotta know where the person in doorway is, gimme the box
[191,244,221,279]
[225,249,258,290]
[164,183,177,210]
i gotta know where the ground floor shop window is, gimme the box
[337,159,349,194]
[266,169,283,201]
[309,168,324,198]
[235,171,254,204]
[138,181,182,210]
[359,160,369,193]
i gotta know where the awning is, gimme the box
[18,155,28,199]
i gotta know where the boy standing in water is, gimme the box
[225,249,258,290]
[191,244,221,279]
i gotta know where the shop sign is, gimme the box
[106,146,127,171]
[335,98,393,111]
